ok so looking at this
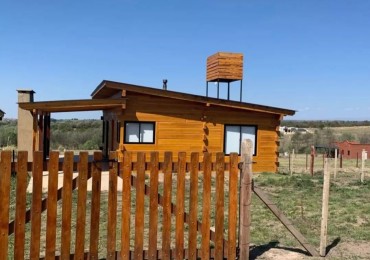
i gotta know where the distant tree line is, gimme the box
[282,120,370,129]
[279,128,370,154]
[0,119,17,148]
[50,119,102,150]
[0,119,102,150]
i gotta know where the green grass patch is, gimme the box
[251,171,370,250]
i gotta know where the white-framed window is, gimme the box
[224,125,257,155]
[124,121,155,144]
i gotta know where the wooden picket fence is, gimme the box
[0,150,243,259]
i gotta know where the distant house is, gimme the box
[0,109,4,120]
[279,126,310,135]
[17,52,296,172]
[335,141,370,159]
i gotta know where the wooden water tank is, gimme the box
[206,52,243,82]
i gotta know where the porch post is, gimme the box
[38,112,44,153]
[32,109,38,153]
[43,112,51,160]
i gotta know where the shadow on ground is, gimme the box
[249,241,310,260]
[249,237,341,259]
[326,237,341,255]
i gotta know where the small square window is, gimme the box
[124,121,155,144]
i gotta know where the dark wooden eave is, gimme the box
[0,109,4,120]
[91,80,296,116]
[18,98,126,113]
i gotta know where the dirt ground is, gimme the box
[251,241,370,259]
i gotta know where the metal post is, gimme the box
[217,80,220,99]
[240,79,243,102]
[227,82,230,100]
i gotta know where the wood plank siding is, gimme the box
[104,92,282,172]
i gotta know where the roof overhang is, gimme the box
[92,80,296,116]
[18,98,126,113]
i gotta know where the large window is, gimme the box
[224,125,257,155]
[124,121,155,144]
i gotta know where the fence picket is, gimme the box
[188,152,199,260]
[228,153,239,259]
[14,151,28,260]
[0,151,11,260]
[175,152,186,260]
[148,152,159,259]
[60,151,74,259]
[75,152,89,260]
[89,152,102,259]
[107,152,118,260]
[120,151,132,260]
[29,151,44,259]
[134,152,146,259]
[201,152,211,260]
[45,151,59,259]
[215,152,225,260]
[162,152,173,260]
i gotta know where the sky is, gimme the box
[1,0,370,120]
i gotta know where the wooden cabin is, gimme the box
[18,52,295,172]
[92,80,295,172]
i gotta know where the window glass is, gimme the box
[141,123,154,142]
[225,126,241,154]
[126,123,140,142]
[224,125,257,155]
[124,122,155,143]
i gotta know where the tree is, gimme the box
[339,132,356,142]
[359,133,370,144]
[290,132,314,153]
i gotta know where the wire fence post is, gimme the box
[290,149,295,175]
[310,146,315,176]
[239,139,253,260]
[334,149,338,179]
[320,156,331,256]
[361,149,367,183]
